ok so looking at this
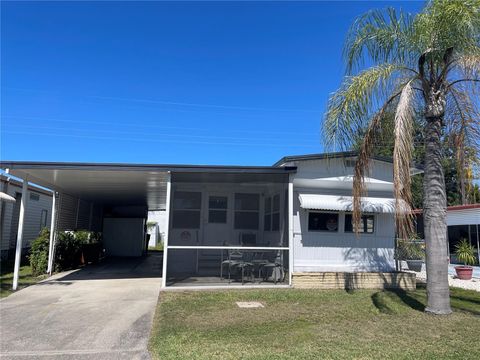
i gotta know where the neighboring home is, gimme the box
[147,210,167,247]
[1,151,420,289]
[415,204,480,264]
[0,175,53,259]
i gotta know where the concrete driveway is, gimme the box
[0,253,162,359]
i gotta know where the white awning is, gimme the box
[298,193,397,213]
[0,192,16,203]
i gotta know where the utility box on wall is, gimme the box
[103,218,146,257]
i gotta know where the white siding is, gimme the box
[447,208,480,226]
[291,158,396,272]
[22,190,52,247]
[1,182,52,250]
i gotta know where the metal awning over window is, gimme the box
[298,193,397,213]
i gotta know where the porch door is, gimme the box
[199,193,231,275]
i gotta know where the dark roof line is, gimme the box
[273,151,424,171]
[0,161,296,174]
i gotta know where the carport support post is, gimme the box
[47,192,57,275]
[161,172,172,289]
[12,178,29,291]
[288,175,294,286]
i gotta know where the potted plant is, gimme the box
[397,237,425,272]
[454,239,477,280]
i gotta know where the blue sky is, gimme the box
[1,1,423,166]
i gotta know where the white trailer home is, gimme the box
[1,176,53,259]
[1,151,420,290]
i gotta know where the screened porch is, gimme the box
[164,170,293,287]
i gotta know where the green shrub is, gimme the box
[54,232,83,272]
[74,230,90,244]
[29,228,50,276]
[396,238,425,260]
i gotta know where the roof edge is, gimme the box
[273,151,423,173]
[0,161,297,174]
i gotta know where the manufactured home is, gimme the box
[0,176,53,259]
[1,151,420,289]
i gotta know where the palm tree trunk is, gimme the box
[423,110,452,315]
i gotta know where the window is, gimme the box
[264,194,281,231]
[308,212,339,232]
[208,196,227,223]
[172,191,202,229]
[234,193,259,230]
[344,214,375,233]
[264,197,272,231]
[40,209,48,230]
[30,193,40,201]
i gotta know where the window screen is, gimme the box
[308,212,339,232]
[208,196,228,224]
[344,214,375,233]
[172,191,201,229]
[235,193,259,230]
[264,194,281,231]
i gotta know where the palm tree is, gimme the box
[323,0,479,315]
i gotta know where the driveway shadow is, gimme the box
[54,252,163,281]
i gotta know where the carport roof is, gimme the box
[0,161,295,210]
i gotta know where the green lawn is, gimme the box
[0,261,46,298]
[150,285,480,360]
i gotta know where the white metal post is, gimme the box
[47,192,57,275]
[12,178,29,291]
[288,175,294,286]
[161,172,172,288]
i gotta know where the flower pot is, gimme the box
[455,266,473,280]
[406,260,423,272]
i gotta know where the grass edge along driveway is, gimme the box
[0,263,46,298]
[149,285,480,360]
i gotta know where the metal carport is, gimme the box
[0,161,295,289]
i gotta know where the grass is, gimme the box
[149,285,480,360]
[0,260,46,298]
[149,243,164,252]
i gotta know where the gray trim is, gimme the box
[1,161,297,174]
[273,151,423,172]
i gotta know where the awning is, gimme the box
[0,192,16,203]
[298,194,397,213]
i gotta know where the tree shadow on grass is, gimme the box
[371,289,425,314]
[372,283,480,316]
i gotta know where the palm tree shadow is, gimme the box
[372,289,425,313]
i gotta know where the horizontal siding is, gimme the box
[22,190,52,247]
[1,182,52,250]
[292,190,396,272]
[447,208,480,226]
[90,204,103,232]
[0,183,18,251]
[76,199,91,230]
[57,194,77,231]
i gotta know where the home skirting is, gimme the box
[292,272,416,291]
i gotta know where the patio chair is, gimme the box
[220,249,243,283]
[233,251,255,284]
[258,251,284,284]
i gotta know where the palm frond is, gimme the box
[323,64,413,151]
[414,0,480,57]
[344,7,417,73]
[351,87,407,235]
[392,82,415,240]
[445,86,480,203]
[454,52,480,84]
